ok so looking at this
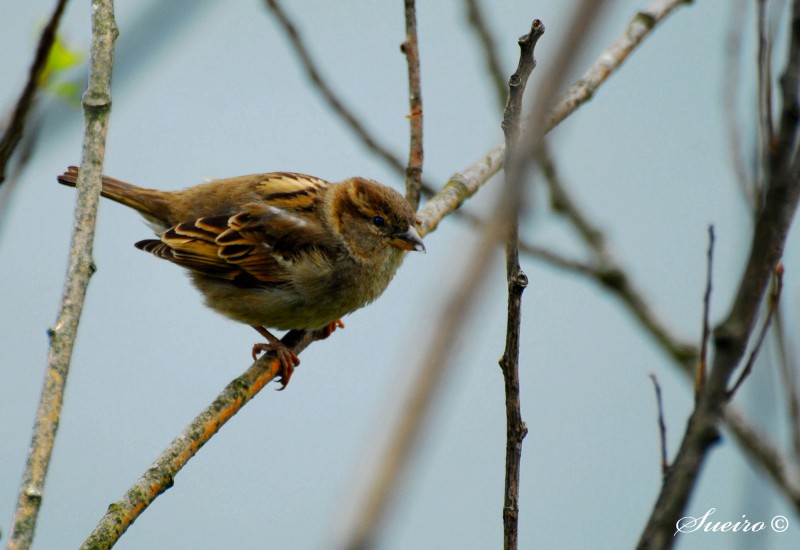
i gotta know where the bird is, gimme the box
[57,166,425,388]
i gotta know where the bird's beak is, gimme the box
[390,225,426,253]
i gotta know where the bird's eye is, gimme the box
[372,216,385,227]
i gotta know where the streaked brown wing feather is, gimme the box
[135,176,337,287]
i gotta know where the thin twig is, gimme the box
[498,19,544,550]
[401,0,424,210]
[81,330,315,549]
[638,9,800,541]
[649,374,669,478]
[697,226,715,401]
[8,2,117,549]
[0,0,69,186]
[727,264,784,398]
[417,144,505,236]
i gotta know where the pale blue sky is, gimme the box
[2,1,799,549]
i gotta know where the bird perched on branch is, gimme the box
[57,166,425,388]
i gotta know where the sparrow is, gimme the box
[57,166,425,387]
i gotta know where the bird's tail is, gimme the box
[57,166,171,225]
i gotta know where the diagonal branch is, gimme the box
[8,2,118,549]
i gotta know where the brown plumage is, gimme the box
[57,166,424,387]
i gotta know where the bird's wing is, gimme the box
[136,173,337,287]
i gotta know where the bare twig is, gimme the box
[697,226,715,400]
[0,0,69,186]
[727,264,784,398]
[8,2,117,549]
[498,19,544,549]
[649,374,669,478]
[637,9,800,541]
[82,330,315,549]
[401,0,424,209]
[417,144,505,235]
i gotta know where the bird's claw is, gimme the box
[318,319,345,340]
[251,342,300,390]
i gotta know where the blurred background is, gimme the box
[1,0,799,548]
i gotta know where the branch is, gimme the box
[637,60,800,550]
[649,374,669,478]
[0,0,69,186]
[696,226,715,400]
[727,264,783,398]
[8,2,117,549]
[401,0,424,209]
[637,170,800,550]
[498,19,544,549]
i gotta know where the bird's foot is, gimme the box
[251,326,300,390]
[318,319,345,340]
